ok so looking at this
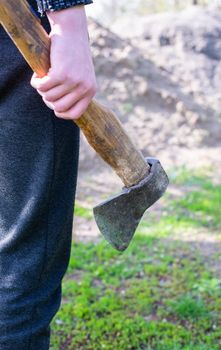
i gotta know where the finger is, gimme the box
[38,84,74,102]
[50,90,85,114]
[54,97,90,120]
[42,98,54,110]
[30,73,60,92]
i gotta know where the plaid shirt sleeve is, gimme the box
[36,0,93,16]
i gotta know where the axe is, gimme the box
[0,0,169,251]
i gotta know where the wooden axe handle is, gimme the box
[0,0,150,187]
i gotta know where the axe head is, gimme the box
[93,158,169,251]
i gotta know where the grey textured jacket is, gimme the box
[36,0,93,16]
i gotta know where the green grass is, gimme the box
[50,169,221,350]
[74,203,93,220]
[170,167,221,230]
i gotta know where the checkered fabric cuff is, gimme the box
[36,0,93,16]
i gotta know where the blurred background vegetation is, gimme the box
[86,0,221,24]
[137,0,220,13]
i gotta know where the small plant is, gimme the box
[168,295,209,320]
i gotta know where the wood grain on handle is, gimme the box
[0,0,150,187]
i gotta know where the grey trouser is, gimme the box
[0,14,79,350]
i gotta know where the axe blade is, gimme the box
[93,158,169,251]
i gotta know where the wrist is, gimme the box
[47,6,88,35]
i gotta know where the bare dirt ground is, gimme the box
[74,8,221,252]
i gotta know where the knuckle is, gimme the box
[55,77,65,85]
[80,80,91,92]
[80,80,96,95]
[50,71,66,85]
[44,102,54,110]
[36,84,43,91]
[37,84,48,93]
[42,92,50,100]
[54,103,65,113]
[43,91,54,102]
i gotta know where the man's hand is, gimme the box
[31,6,96,120]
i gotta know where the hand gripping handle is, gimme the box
[0,0,150,187]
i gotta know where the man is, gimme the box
[0,0,96,349]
